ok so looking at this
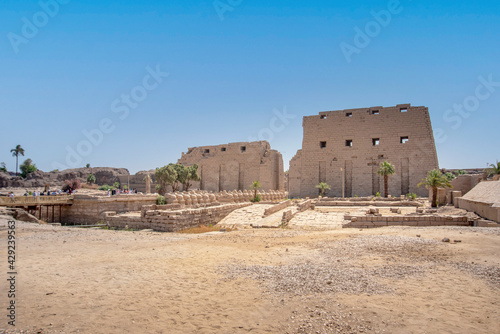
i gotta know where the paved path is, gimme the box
[218,204,290,229]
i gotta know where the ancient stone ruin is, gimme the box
[289,104,439,198]
[178,140,284,192]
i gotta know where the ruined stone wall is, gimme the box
[60,194,157,224]
[178,141,284,192]
[456,180,500,223]
[289,104,439,198]
[104,203,251,232]
[118,171,157,194]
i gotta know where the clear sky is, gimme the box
[1,0,499,174]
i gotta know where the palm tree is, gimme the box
[87,174,96,185]
[377,161,395,198]
[485,161,500,179]
[0,162,7,173]
[315,182,331,197]
[10,145,24,176]
[418,169,453,208]
[249,181,262,202]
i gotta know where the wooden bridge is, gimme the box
[0,195,74,222]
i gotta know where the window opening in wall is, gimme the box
[378,154,384,159]
[372,138,380,146]
[204,149,210,154]
[400,136,409,144]
[346,112,353,117]
[346,140,353,147]
[320,141,327,149]
[221,147,226,152]
[241,146,246,152]
[320,115,327,119]
[400,108,408,112]
[371,110,379,115]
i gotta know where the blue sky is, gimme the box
[1,0,499,174]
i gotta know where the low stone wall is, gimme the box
[457,198,500,223]
[281,210,293,226]
[297,199,314,212]
[343,215,472,229]
[60,194,157,224]
[316,200,421,207]
[263,200,291,217]
[107,203,251,232]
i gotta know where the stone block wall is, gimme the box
[289,104,439,198]
[263,200,292,217]
[108,203,251,232]
[60,194,157,224]
[344,215,472,228]
[178,141,284,192]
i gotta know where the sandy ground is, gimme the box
[0,215,499,334]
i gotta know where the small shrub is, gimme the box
[156,195,166,205]
[445,172,456,181]
[250,194,261,203]
[375,192,381,197]
[406,192,417,200]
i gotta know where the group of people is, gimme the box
[23,189,63,197]
[108,188,138,196]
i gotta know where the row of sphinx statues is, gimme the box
[163,190,287,207]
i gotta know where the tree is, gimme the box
[444,172,456,181]
[87,174,96,185]
[62,179,81,193]
[485,161,500,178]
[455,169,467,176]
[10,145,24,176]
[20,158,37,178]
[85,163,91,168]
[113,181,121,189]
[418,169,453,208]
[0,162,7,173]
[249,181,262,202]
[315,182,331,197]
[155,164,178,195]
[170,164,186,192]
[377,161,396,198]
[182,164,201,191]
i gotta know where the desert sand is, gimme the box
[0,216,499,334]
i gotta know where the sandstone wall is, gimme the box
[105,203,251,232]
[117,170,157,193]
[343,214,472,228]
[289,104,439,198]
[456,180,500,223]
[59,194,157,224]
[178,141,284,192]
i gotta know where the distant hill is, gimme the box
[0,167,130,189]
